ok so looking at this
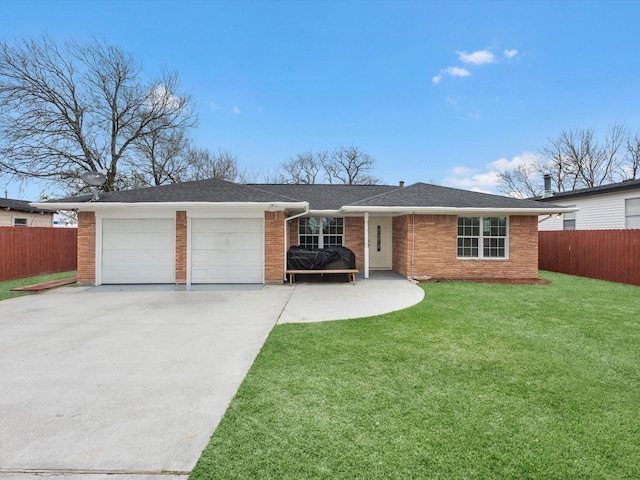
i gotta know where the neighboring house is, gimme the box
[537,178,640,231]
[0,198,55,227]
[33,179,568,286]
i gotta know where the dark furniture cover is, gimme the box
[287,246,356,270]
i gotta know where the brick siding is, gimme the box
[393,214,538,280]
[175,211,187,284]
[264,211,286,283]
[75,210,539,286]
[344,217,365,272]
[77,211,96,286]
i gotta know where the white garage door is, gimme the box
[102,218,175,284]
[191,218,263,283]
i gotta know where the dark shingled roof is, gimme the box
[46,179,559,211]
[249,184,398,210]
[51,178,301,204]
[536,178,640,202]
[348,182,560,209]
[0,197,55,214]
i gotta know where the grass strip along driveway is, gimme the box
[0,271,77,301]
[191,272,640,479]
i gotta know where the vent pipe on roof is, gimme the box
[399,180,405,187]
[542,173,553,198]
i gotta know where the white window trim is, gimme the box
[298,217,345,249]
[625,197,640,229]
[457,216,510,260]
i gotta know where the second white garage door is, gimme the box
[191,218,263,284]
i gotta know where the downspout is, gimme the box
[283,204,310,281]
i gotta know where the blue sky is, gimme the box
[2,0,640,200]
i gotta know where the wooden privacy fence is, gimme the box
[0,227,77,281]
[539,230,640,286]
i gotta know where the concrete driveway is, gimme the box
[0,286,294,479]
[0,277,423,479]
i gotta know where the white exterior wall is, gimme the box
[538,189,640,231]
[0,211,53,227]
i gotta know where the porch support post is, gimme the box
[364,212,370,279]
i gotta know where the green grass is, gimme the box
[190,272,640,480]
[0,270,77,301]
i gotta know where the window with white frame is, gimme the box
[457,216,507,258]
[298,217,344,249]
[563,207,576,230]
[626,198,640,228]
[14,218,27,227]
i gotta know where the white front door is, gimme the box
[368,217,392,270]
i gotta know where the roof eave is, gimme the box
[30,201,309,212]
[339,205,578,215]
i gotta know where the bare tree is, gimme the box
[279,151,326,184]
[323,145,379,185]
[625,133,640,180]
[499,123,634,197]
[130,129,191,186]
[0,35,196,193]
[497,162,544,198]
[186,147,239,182]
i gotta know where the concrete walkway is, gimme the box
[279,275,425,323]
[0,277,423,480]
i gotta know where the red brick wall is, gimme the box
[393,214,539,280]
[175,211,187,284]
[289,217,298,248]
[77,211,96,286]
[265,211,286,283]
[344,217,365,272]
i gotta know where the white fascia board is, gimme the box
[306,209,342,217]
[339,205,579,215]
[30,201,308,212]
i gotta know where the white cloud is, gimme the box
[433,67,470,85]
[443,151,540,194]
[448,166,475,176]
[233,106,240,114]
[503,49,518,59]
[446,171,502,190]
[489,151,540,172]
[148,84,183,113]
[457,50,496,65]
[445,66,471,77]
[209,102,221,110]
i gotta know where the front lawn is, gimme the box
[190,272,640,479]
[0,271,77,301]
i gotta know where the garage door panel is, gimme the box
[102,218,175,284]
[190,218,263,284]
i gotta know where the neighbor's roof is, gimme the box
[0,197,55,214]
[537,178,640,202]
[38,178,567,213]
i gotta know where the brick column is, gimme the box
[344,217,365,272]
[264,211,285,284]
[77,211,96,286]
[175,211,187,285]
